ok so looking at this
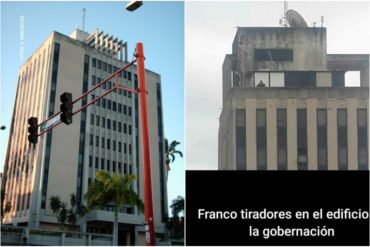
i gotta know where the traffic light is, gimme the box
[28,117,38,144]
[60,92,73,125]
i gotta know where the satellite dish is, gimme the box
[286,9,308,27]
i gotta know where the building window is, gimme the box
[101,137,105,148]
[357,109,368,170]
[113,141,116,151]
[124,143,127,153]
[118,103,122,113]
[128,107,132,116]
[317,109,327,170]
[95,157,99,168]
[128,72,132,81]
[107,160,110,171]
[118,122,122,132]
[102,62,107,71]
[90,114,94,125]
[129,144,132,155]
[95,136,99,147]
[123,105,127,115]
[337,109,347,170]
[256,109,267,170]
[297,109,308,170]
[107,100,112,110]
[285,72,316,87]
[108,64,112,73]
[96,116,100,126]
[102,117,105,128]
[101,158,105,169]
[89,156,93,167]
[332,71,345,87]
[97,60,101,69]
[113,161,116,172]
[92,58,96,67]
[102,98,106,108]
[124,124,127,134]
[90,134,93,145]
[113,102,117,112]
[107,119,111,129]
[113,121,116,131]
[107,139,111,150]
[118,142,122,152]
[118,162,122,173]
[254,48,293,61]
[128,125,132,135]
[277,109,287,170]
[235,109,246,170]
[92,75,96,85]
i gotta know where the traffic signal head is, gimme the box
[28,117,38,144]
[60,92,73,125]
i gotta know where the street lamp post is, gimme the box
[136,42,155,246]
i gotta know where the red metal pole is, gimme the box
[136,43,155,246]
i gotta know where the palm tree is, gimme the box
[2,201,11,223]
[49,196,61,216]
[49,194,84,231]
[58,202,68,230]
[170,196,184,217]
[165,139,183,171]
[168,196,184,240]
[83,171,144,246]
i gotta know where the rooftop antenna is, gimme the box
[82,8,86,31]
[321,16,324,27]
[283,1,288,27]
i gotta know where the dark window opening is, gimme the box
[332,71,345,87]
[254,49,293,61]
[235,109,246,170]
[337,109,348,170]
[277,109,287,170]
[297,109,307,170]
[285,71,316,87]
[317,109,328,170]
[256,109,267,170]
[357,109,368,170]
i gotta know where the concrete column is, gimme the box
[120,45,123,61]
[327,98,338,170]
[287,99,297,170]
[266,99,277,170]
[61,233,65,246]
[246,99,257,170]
[229,109,236,170]
[347,98,358,170]
[87,234,92,245]
[360,65,369,88]
[123,42,128,62]
[95,30,98,50]
[99,32,103,52]
[307,99,318,170]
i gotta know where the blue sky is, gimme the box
[0,1,184,213]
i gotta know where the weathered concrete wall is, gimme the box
[232,27,327,87]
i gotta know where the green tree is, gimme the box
[168,196,184,240]
[165,139,183,171]
[170,196,184,217]
[2,201,11,223]
[83,171,144,246]
[49,196,62,216]
[58,202,68,230]
[49,194,86,231]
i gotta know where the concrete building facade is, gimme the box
[219,27,369,170]
[2,29,167,245]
